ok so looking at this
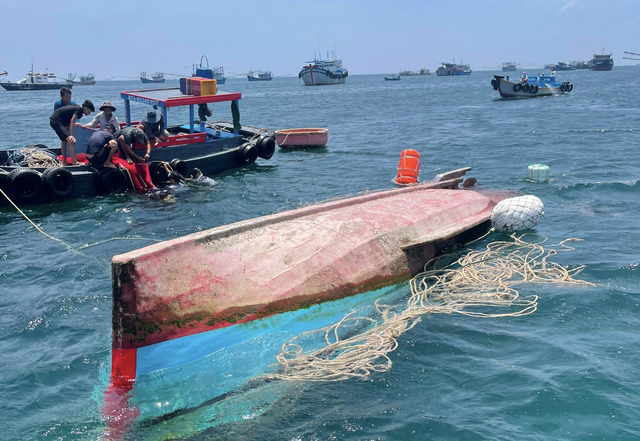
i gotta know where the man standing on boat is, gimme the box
[53,87,76,111]
[49,99,95,166]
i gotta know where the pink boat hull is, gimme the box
[111,177,504,362]
[275,128,329,148]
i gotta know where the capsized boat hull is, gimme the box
[110,177,506,386]
[275,128,329,148]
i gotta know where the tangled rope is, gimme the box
[268,234,596,382]
[3,146,61,168]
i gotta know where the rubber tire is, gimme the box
[149,161,169,184]
[9,168,43,201]
[42,167,75,198]
[96,167,127,195]
[236,143,258,166]
[531,85,539,94]
[0,172,11,205]
[490,79,498,89]
[169,158,187,176]
[257,136,276,160]
[513,83,522,92]
[523,84,531,93]
[559,84,566,92]
[568,84,573,92]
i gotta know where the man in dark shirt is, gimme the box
[137,109,169,146]
[86,124,118,169]
[49,99,95,166]
[117,126,151,163]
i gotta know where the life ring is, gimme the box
[530,85,539,93]
[513,83,522,92]
[9,168,43,201]
[568,84,573,92]
[169,158,187,176]
[95,168,127,195]
[236,142,258,165]
[42,167,75,198]
[257,136,276,160]
[149,161,170,184]
[395,149,420,184]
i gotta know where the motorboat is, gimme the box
[490,74,574,98]
[0,65,69,91]
[299,57,348,85]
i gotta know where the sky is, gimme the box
[1,0,639,80]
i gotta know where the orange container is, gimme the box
[395,149,420,184]
[199,79,217,96]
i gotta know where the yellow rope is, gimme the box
[269,234,597,382]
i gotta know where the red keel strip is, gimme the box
[110,348,137,388]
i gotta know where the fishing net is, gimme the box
[3,145,61,167]
[269,234,596,382]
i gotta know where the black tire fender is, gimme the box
[257,136,276,160]
[149,161,169,184]
[490,79,498,90]
[531,85,539,93]
[236,142,258,165]
[568,84,573,92]
[169,158,187,176]
[513,83,522,92]
[42,167,75,198]
[9,168,43,201]
[559,84,566,92]
[96,167,127,195]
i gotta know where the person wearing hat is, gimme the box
[137,109,169,146]
[83,101,120,134]
[49,99,95,166]
[117,126,151,163]
[520,71,528,84]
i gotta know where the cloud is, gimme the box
[557,0,579,14]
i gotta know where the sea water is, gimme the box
[0,68,639,440]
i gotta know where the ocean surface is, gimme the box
[1,68,639,441]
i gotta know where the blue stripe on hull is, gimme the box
[133,283,408,419]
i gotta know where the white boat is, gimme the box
[490,74,573,98]
[298,58,348,86]
[0,65,69,91]
[247,70,272,81]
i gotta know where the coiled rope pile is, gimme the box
[269,234,596,382]
[3,146,61,168]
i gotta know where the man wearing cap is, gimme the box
[137,109,169,146]
[83,101,119,134]
[117,126,151,163]
[49,99,95,166]
[85,124,118,170]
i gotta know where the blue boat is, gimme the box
[384,74,401,81]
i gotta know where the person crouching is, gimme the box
[85,123,118,170]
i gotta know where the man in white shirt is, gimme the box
[82,101,120,135]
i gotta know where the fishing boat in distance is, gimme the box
[384,74,401,81]
[140,71,165,83]
[399,70,418,76]
[418,68,431,75]
[0,66,69,91]
[299,55,348,85]
[193,55,226,84]
[502,62,517,72]
[491,73,573,98]
[274,128,329,148]
[107,167,504,424]
[588,49,614,71]
[66,73,96,85]
[247,70,272,81]
[436,61,472,76]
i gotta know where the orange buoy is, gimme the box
[395,149,420,184]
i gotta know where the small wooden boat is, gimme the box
[275,127,329,148]
[106,167,505,425]
[384,75,401,81]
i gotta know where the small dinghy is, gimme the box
[275,128,329,149]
